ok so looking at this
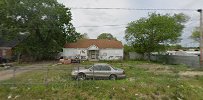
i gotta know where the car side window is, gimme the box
[93,65,101,71]
[101,65,111,71]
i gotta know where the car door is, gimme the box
[100,65,112,78]
[85,66,94,78]
[92,65,102,78]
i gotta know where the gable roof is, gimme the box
[0,35,25,48]
[64,39,123,49]
[0,38,17,47]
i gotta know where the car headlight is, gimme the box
[71,71,78,75]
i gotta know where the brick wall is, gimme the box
[0,49,12,59]
[6,49,12,58]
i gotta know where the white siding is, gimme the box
[63,48,123,60]
[63,48,88,59]
[99,49,123,60]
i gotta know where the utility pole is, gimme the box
[197,9,203,67]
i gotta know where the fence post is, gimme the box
[13,67,16,86]
[77,65,79,87]
[44,67,49,86]
[93,67,95,80]
[76,63,83,87]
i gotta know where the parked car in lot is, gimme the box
[71,63,126,80]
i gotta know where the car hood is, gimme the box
[114,68,124,71]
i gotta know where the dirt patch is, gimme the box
[179,71,203,77]
[0,63,50,81]
[0,70,30,81]
[137,63,203,77]
[136,63,172,74]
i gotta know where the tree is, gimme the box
[97,33,117,40]
[80,33,89,39]
[0,0,81,60]
[124,44,134,54]
[190,27,200,42]
[125,13,189,59]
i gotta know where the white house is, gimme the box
[63,39,123,61]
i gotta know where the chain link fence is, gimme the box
[0,64,94,87]
[0,63,121,87]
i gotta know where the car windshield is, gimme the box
[88,66,94,70]
[112,66,118,70]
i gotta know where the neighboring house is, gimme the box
[0,36,24,61]
[0,38,16,60]
[63,39,123,61]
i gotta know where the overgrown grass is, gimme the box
[0,61,203,99]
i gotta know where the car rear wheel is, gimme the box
[109,74,117,80]
[76,73,86,80]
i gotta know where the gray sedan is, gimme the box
[71,63,126,80]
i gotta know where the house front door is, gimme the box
[88,50,99,60]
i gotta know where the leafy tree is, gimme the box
[0,0,81,60]
[190,27,200,42]
[125,13,189,59]
[124,44,134,54]
[123,44,134,60]
[80,33,89,39]
[97,33,117,40]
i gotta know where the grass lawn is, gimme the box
[0,61,203,99]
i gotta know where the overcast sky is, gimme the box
[57,0,203,47]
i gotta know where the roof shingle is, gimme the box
[64,39,123,49]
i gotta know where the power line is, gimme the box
[0,25,127,30]
[0,25,198,29]
[75,24,127,28]
[70,7,197,11]
[76,24,199,28]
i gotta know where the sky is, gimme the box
[57,0,203,47]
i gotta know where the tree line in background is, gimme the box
[0,0,81,61]
[97,33,117,40]
[80,33,117,40]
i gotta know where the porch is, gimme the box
[88,50,99,61]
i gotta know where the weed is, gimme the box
[0,61,203,99]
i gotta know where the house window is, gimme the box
[103,53,107,56]
[101,65,111,71]
[81,56,86,60]
[81,50,86,54]
[108,56,114,59]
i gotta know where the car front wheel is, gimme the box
[109,74,117,80]
[76,73,86,80]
